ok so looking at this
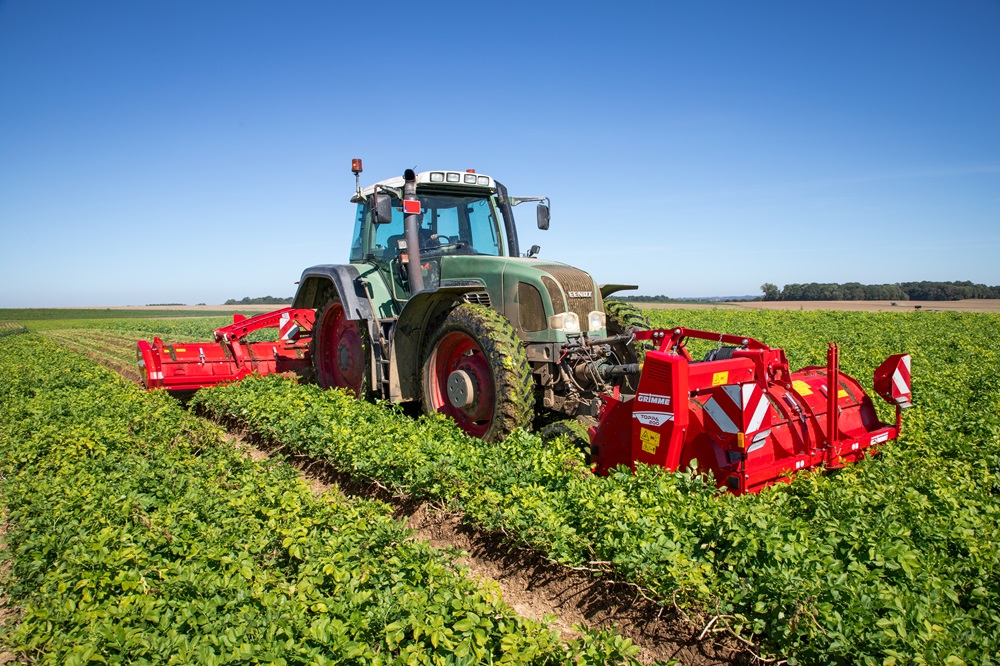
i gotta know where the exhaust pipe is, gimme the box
[402,169,424,293]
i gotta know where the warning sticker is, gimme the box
[792,380,813,395]
[838,389,849,398]
[711,371,729,386]
[640,427,661,454]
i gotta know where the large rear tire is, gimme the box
[604,300,651,392]
[421,304,534,442]
[312,298,370,398]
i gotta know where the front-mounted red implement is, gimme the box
[590,327,912,494]
[136,308,316,393]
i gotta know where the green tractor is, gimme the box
[292,161,648,441]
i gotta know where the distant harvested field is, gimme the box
[636,299,1000,313]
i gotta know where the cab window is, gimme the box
[358,195,504,261]
[349,204,365,262]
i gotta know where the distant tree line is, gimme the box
[760,281,1000,302]
[224,296,294,305]
[611,294,677,303]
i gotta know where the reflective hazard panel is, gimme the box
[874,353,913,408]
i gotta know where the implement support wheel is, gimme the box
[313,299,369,397]
[540,418,595,464]
[422,304,534,442]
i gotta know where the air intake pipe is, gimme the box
[402,169,424,293]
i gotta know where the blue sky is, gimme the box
[1,1,998,307]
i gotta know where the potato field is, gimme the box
[0,308,997,665]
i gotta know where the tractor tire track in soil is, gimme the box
[0,514,24,665]
[219,424,749,666]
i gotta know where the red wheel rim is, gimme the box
[316,303,364,396]
[428,331,495,438]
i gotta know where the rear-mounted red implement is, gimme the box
[136,308,315,393]
[589,327,912,495]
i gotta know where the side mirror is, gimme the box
[536,204,550,230]
[373,194,393,225]
[527,244,541,258]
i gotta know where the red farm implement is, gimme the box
[136,308,315,393]
[589,327,912,494]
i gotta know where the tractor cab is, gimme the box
[348,169,548,307]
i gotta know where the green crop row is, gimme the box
[25,315,237,337]
[0,323,28,338]
[0,334,642,665]
[0,308,244,323]
[191,309,1000,665]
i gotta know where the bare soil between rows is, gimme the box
[0,513,23,665]
[220,422,751,666]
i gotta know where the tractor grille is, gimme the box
[463,292,491,307]
[537,265,598,331]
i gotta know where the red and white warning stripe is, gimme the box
[703,382,771,439]
[279,312,300,341]
[893,354,912,404]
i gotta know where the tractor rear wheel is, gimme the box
[312,298,370,398]
[421,304,534,442]
[604,300,651,392]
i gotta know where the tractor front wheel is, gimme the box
[313,299,370,397]
[422,304,534,442]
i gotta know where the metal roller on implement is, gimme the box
[589,327,912,494]
[136,308,315,393]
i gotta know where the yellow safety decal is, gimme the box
[792,380,813,395]
[640,427,661,454]
[175,348,186,353]
[711,371,729,386]
[838,389,849,398]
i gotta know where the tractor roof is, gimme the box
[354,170,497,201]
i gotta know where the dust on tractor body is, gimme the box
[136,160,912,494]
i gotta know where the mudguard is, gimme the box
[293,264,375,321]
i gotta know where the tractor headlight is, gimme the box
[548,312,581,334]
[588,311,606,332]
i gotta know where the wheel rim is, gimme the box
[316,303,364,396]
[429,331,495,437]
